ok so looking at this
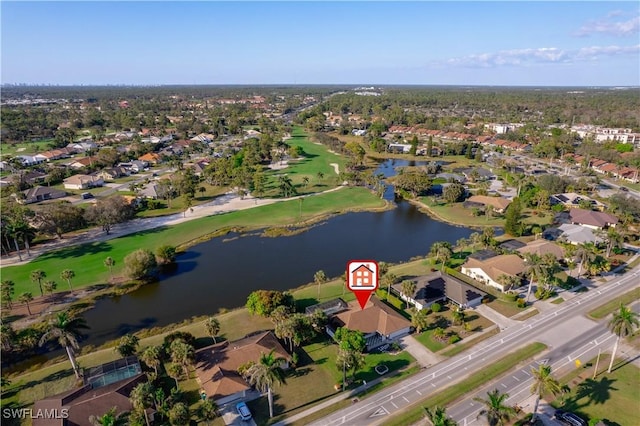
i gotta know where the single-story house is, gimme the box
[330,297,411,350]
[459,167,496,181]
[139,183,161,199]
[33,357,148,426]
[67,141,98,152]
[96,167,129,182]
[194,331,289,405]
[517,239,565,260]
[63,174,104,190]
[392,271,487,310]
[465,195,511,213]
[436,173,466,183]
[138,153,162,164]
[19,186,67,204]
[553,224,603,245]
[461,254,526,292]
[568,208,618,229]
[118,160,147,173]
[68,156,99,169]
[388,143,412,153]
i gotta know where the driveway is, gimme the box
[220,404,257,426]
[398,334,444,367]
[475,304,519,330]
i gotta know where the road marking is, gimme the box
[403,396,410,403]
[512,375,520,381]
[390,401,398,409]
[431,383,436,387]
[447,375,452,379]
[416,390,422,395]
[501,383,507,388]
[369,406,389,417]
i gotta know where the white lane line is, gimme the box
[390,401,398,409]
[512,375,520,381]
[403,396,410,403]
[416,390,422,396]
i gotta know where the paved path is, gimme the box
[398,335,444,367]
[475,304,519,330]
[0,186,347,268]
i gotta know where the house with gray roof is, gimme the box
[392,271,487,310]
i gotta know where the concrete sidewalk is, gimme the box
[399,335,444,367]
[475,304,519,330]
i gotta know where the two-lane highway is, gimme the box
[305,265,640,426]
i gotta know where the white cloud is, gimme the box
[441,45,640,68]
[574,14,640,37]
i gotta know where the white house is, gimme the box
[63,174,104,190]
[461,254,526,292]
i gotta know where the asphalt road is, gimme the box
[306,264,640,426]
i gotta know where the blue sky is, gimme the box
[1,1,639,86]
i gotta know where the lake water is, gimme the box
[80,159,474,345]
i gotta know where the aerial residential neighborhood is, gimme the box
[1,2,639,426]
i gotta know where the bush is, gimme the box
[502,292,518,302]
[431,302,442,313]
[448,334,461,344]
[124,249,158,280]
[517,298,527,308]
[164,331,196,348]
[156,245,177,265]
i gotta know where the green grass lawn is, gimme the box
[413,308,494,353]
[588,287,640,319]
[382,342,548,426]
[262,126,346,197]
[0,139,55,158]
[246,338,415,426]
[2,187,385,296]
[552,354,640,426]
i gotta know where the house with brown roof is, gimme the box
[33,357,148,426]
[330,297,411,350]
[568,208,618,230]
[465,195,511,213]
[68,156,98,170]
[392,271,487,311]
[461,254,526,292]
[194,331,290,405]
[138,153,162,164]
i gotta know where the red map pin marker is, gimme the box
[346,260,379,310]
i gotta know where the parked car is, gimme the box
[555,409,587,426]
[236,401,252,421]
[81,192,94,199]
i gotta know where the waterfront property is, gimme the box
[32,357,147,426]
[328,297,411,350]
[460,254,526,292]
[392,271,487,310]
[194,331,290,405]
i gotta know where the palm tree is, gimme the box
[204,317,221,344]
[43,280,57,296]
[429,242,452,271]
[604,229,624,258]
[30,269,46,297]
[104,257,115,279]
[198,399,219,425]
[89,407,127,426]
[523,253,544,302]
[530,364,563,422]
[497,274,521,292]
[314,270,328,299]
[474,388,516,426]
[424,405,456,426]
[302,176,310,188]
[129,382,154,426]
[140,345,162,376]
[243,349,287,418]
[170,340,195,378]
[61,269,75,291]
[316,171,324,181]
[607,304,639,373]
[1,280,15,310]
[452,307,466,326]
[18,292,34,315]
[381,272,398,301]
[38,311,89,378]
[575,243,596,277]
[401,280,416,309]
